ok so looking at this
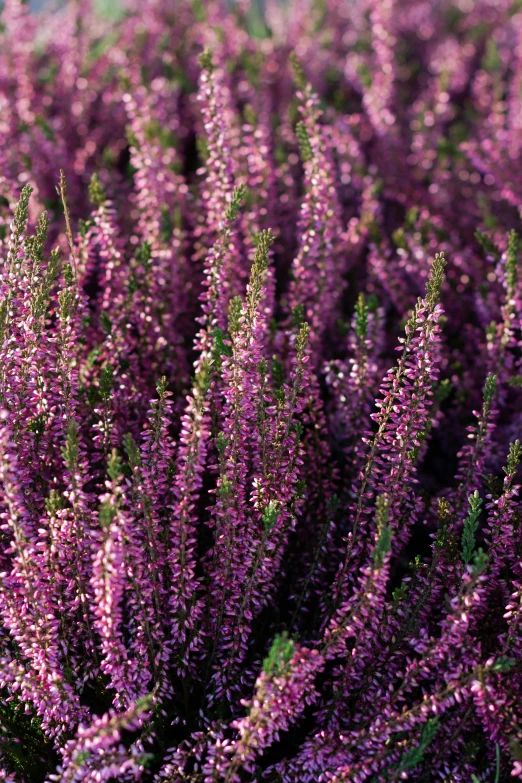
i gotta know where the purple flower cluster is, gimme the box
[0,0,521,781]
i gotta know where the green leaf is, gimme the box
[263,632,295,677]
[461,490,483,565]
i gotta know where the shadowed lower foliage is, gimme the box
[0,0,522,781]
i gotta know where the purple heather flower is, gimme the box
[0,3,520,782]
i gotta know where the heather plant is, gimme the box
[0,0,522,781]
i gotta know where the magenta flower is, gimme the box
[0,3,519,782]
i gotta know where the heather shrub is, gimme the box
[0,0,522,780]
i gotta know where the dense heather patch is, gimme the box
[0,0,522,780]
